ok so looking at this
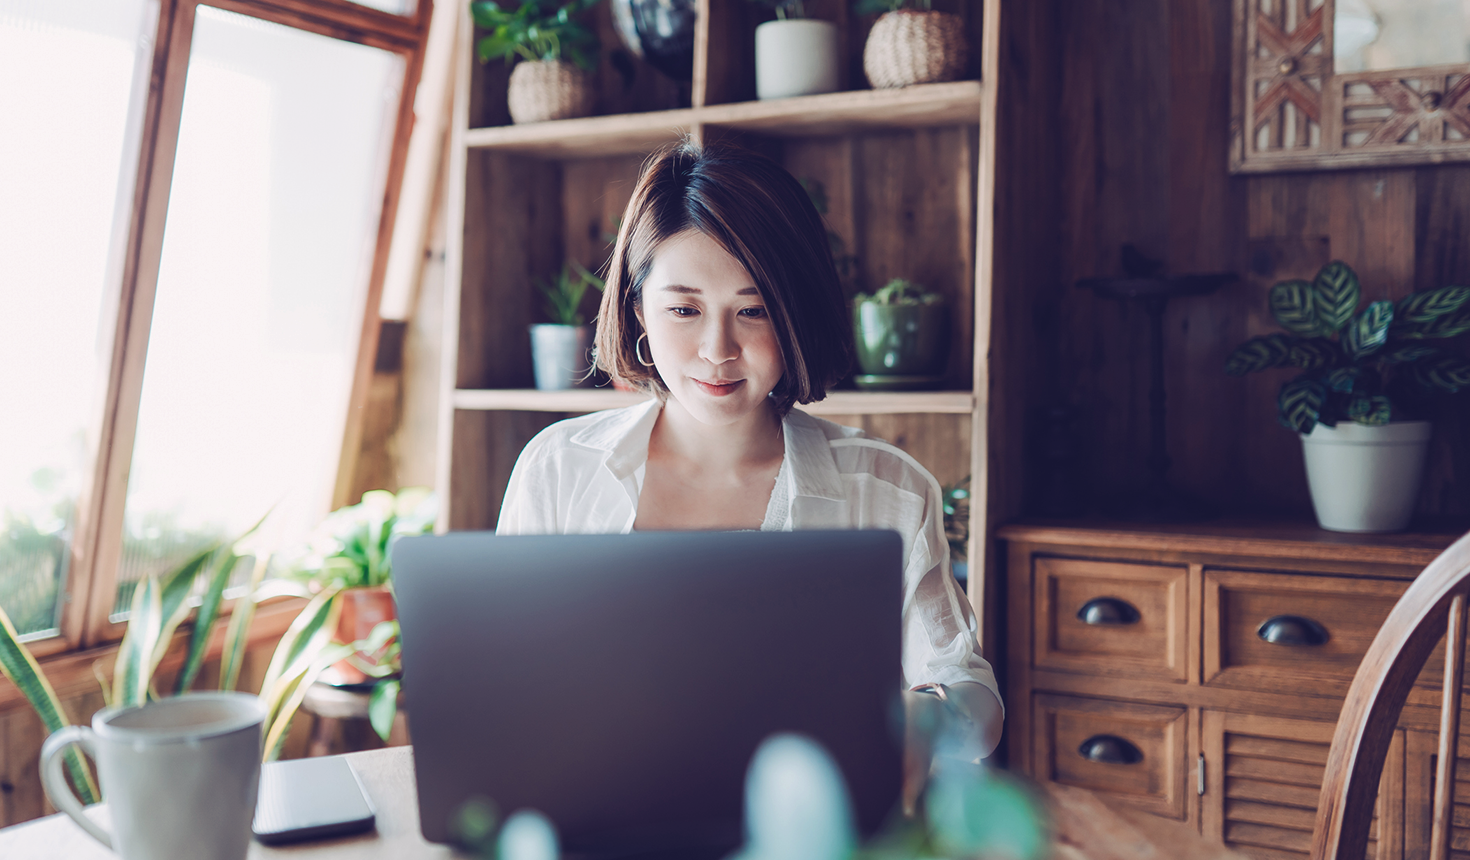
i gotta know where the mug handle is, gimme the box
[40,726,112,849]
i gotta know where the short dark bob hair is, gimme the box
[594,140,853,416]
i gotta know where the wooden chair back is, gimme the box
[1313,530,1470,860]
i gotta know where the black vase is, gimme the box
[610,0,698,81]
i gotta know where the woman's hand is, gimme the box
[900,682,1004,815]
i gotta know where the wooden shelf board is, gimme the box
[451,388,975,415]
[461,81,985,157]
[462,107,696,157]
[699,81,984,137]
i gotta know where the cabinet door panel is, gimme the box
[1031,693,1190,821]
[1033,558,1189,681]
[1203,711,1402,860]
[1203,569,1406,695]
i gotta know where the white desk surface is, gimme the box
[0,747,458,859]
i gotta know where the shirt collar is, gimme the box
[781,408,846,502]
[567,398,846,502]
[568,397,662,481]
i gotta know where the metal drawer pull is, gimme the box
[1257,615,1329,646]
[1078,735,1143,765]
[1076,597,1140,626]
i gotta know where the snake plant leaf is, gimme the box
[1396,286,1470,324]
[1411,354,1470,392]
[1269,280,1321,335]
[219,555,271,691]
[1382,343,1440,364]
[0,603,100,804]
[1325,366,1363,393]
[1288,337,1338,369]
[174,550,240,695]
[262,640,354,761]
[1346,392,1392,425]
[1225,334,1293,375]
[113,575,164,709]
[369,678,401,742]
[1342,301,1394,358]
[1278,376,1327,433]
[1312,261,1361,334]
[259,586,342,729]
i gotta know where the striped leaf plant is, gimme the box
[1225,261,1470,434]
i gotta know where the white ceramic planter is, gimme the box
[1300,420,1432,533]
[755,20,840,100]
[529,324,594,390]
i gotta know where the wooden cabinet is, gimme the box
[1001,522,1461,860]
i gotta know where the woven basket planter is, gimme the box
[507,60,596,124]
[863,10,967,89]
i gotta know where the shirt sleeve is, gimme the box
[890,455,1004,716]
[496,430,561,535]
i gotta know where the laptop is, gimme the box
[391,530,904,858]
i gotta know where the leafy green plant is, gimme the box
[291,488,437,590]
[471,0,603,71]
[746,0,809,20]
[1225,261,1470,433]
[267,488,435,753]
[536,260,605,327]
[854,0,933,14]
[855,278,943,306]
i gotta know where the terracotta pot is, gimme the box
[507,60,597,124]
[325,585,396,686]
[862,10,967,89]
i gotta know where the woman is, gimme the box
[497,141,1003,779]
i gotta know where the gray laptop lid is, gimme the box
[392,530,904,856]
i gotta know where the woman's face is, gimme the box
[638,229,786,427]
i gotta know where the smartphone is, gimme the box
[253,755,377,845]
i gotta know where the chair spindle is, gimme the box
[1431,592,1469,860]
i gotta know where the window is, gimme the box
[0,0,434,653]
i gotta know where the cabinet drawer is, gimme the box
[1031,693,1189,820]
[1203,569,1406,693]
[1033,558,1188,681]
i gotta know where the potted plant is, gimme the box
[746,0,841,100]
[854,0,967,89]
[471,0,602,124]
[531,260,605,390]
[1226,261,1470,532]
[852,278,950,390]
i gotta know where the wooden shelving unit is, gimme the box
[432,0,1044,636]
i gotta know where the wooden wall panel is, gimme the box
[458,152,562,390]
[1047,0,1470,524]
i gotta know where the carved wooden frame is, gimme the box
[1231,0,1470,172]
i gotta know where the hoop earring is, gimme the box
[635,333,655,367]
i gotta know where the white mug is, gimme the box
[40,692,267,860]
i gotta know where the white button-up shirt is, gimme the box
[496,398,1001,708]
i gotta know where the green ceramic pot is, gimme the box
[853,301,950,377]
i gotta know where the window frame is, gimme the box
[21,0,434,657]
